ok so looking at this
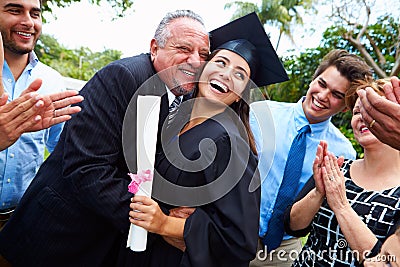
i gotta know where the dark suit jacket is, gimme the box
[0,53,170,267]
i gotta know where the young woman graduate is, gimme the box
[122,12,288,267]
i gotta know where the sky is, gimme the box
[42,0,397,59]
[42,0,329,58]
[43,0,237,57]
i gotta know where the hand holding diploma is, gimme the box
[129,195,168,235]
[129,195,187,251]
[128,193,193,252]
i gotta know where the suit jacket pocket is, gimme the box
[37,186,91,233]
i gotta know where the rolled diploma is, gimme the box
[127,95,161,251]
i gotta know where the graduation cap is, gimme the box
[209,12,289,87]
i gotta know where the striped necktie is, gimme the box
[168,96,181,125]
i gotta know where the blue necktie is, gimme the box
[262,124,310,252]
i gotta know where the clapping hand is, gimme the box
[0,33,83,151]
[313,141,328,197]
[313,141,345,202]
[20,79,83,132]
[321,152,348,212]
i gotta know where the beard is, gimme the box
[171,77,196,96]
[4,41,35,55]
[0,29,37,55]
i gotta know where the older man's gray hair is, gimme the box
[154,10,205,48]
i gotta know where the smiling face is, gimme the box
[302,66,349,124]
[196,49,250,107]
[151,17,209,96]
[351,98,381,147]
[0,0,42,56]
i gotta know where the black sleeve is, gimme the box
[181,134,261,267]
[283,176,316,237]
[357,241,383,267]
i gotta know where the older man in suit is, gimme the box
[0,9,209,267]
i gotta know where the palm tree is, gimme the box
[225,0,316,50]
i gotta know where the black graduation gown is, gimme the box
[121,110,261,267]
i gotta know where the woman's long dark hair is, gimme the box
[193,50,257,155]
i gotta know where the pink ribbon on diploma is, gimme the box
[128,170,153,194]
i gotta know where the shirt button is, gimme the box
[2,203,5,207]
[7,78,12,83]
[9,153,14,158]
[7,178,11,183]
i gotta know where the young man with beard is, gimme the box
[0,0,83,230]
[249,49,372,267]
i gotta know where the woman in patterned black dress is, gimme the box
[284,79,400,267]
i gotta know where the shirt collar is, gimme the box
[29,51,39,65]
[166,85,182,106]
[26,51,38,75]
[294,96,331,133]
[3,51,38,78]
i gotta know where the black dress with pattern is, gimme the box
[284,159,400,267]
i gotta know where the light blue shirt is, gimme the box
[0,52,66,210]
[250,98,356,241]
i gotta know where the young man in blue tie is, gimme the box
[249,49,372,267]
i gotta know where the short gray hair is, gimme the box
[154,10,205,48]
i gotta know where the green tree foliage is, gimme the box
[266,47,329,102]
[322,16,400,78]
[230,1,398,158]
[35,34,122,81]
[274,14,399,157]
[41,0,133,18]
[325,0,400,78]
[225,0,317,49]
[321,15,399,157]
[265,47,365,157]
